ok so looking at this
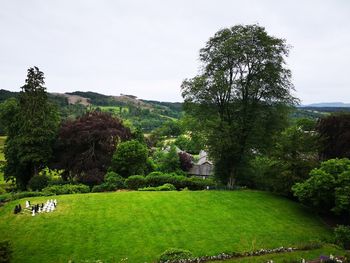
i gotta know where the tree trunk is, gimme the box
[227,166,236,189]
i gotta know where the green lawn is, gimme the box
[0,190,334,263]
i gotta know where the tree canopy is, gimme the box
[53,111,131,185]
[110,140,149,177]
[181,24,297,186]
[0,67,59,188]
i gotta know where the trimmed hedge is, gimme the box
[0,191,46,203]
[125,175,146,190]
[92,172,125,192]
[42,184,90,195]
[126,173,215,190]
[139,183,176,191]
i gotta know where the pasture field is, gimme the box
[0,190,336,263]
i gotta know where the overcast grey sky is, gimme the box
[0,0,349,103]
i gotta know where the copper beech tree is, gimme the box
[53,111,131,185]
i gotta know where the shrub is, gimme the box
[158,183,176,191]
[334,225,350,249]
[48,177,69,186]
[125,175,146,190]
[104,172,125,189]
[42,184,90,195]
[159,248,193,262]
[139,183,176,191]
[91,184,107,193]
[0,192,47,202]
[292,158,350,217]
[178,152,193,172]
[27,175,49,191]
[0,240,12,263]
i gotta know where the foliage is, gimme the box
[178,152,193,172]
[181,24,296,187]
[27,175,49,191]
[92,172,125,192]
[125,175,146,190]
[292,158,350,219]
[317,114,350,160]
[0,67,60,189]
[53,111,131,185]
[0,191,47,203]
[174,134,202,154]
[0,240,12,263]
[155,120,183,137]
[125,173,215,190]
[159,248,193,262]
[42,184,90,195]
[248,121,319,196]
[39,167,65,179]
[138,183,176,191]
[154,146,181,173]
[110,140,149,177]
[334,225,350,249]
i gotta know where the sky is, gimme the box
[0,0,349,104]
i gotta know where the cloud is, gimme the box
[0,0,349,103]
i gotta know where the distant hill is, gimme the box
[0,89,183,132]
[304,102,350,107]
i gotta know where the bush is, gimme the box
[139,183,176,191]
[92,172,126,192]
[42,184,90,195]
[0,240,12,263]
[125,173,216,190]
[292,158,350,217]
[334,225,350,249]
[0,191,47,202]
[178,152,193,172]
[28,175,49,191]
[104,171,125,189]
[159,248,193,262]
[125,175,146,190]
[91,184,107,193]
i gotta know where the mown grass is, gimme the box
[0,190,334,263]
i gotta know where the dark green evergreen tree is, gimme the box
[0,67,59,188]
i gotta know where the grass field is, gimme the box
[0,190,335,263]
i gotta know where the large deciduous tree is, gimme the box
[181,24,297,187]
[0,67,59,189]
[110,140,149,177]
[53,111,131,185]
